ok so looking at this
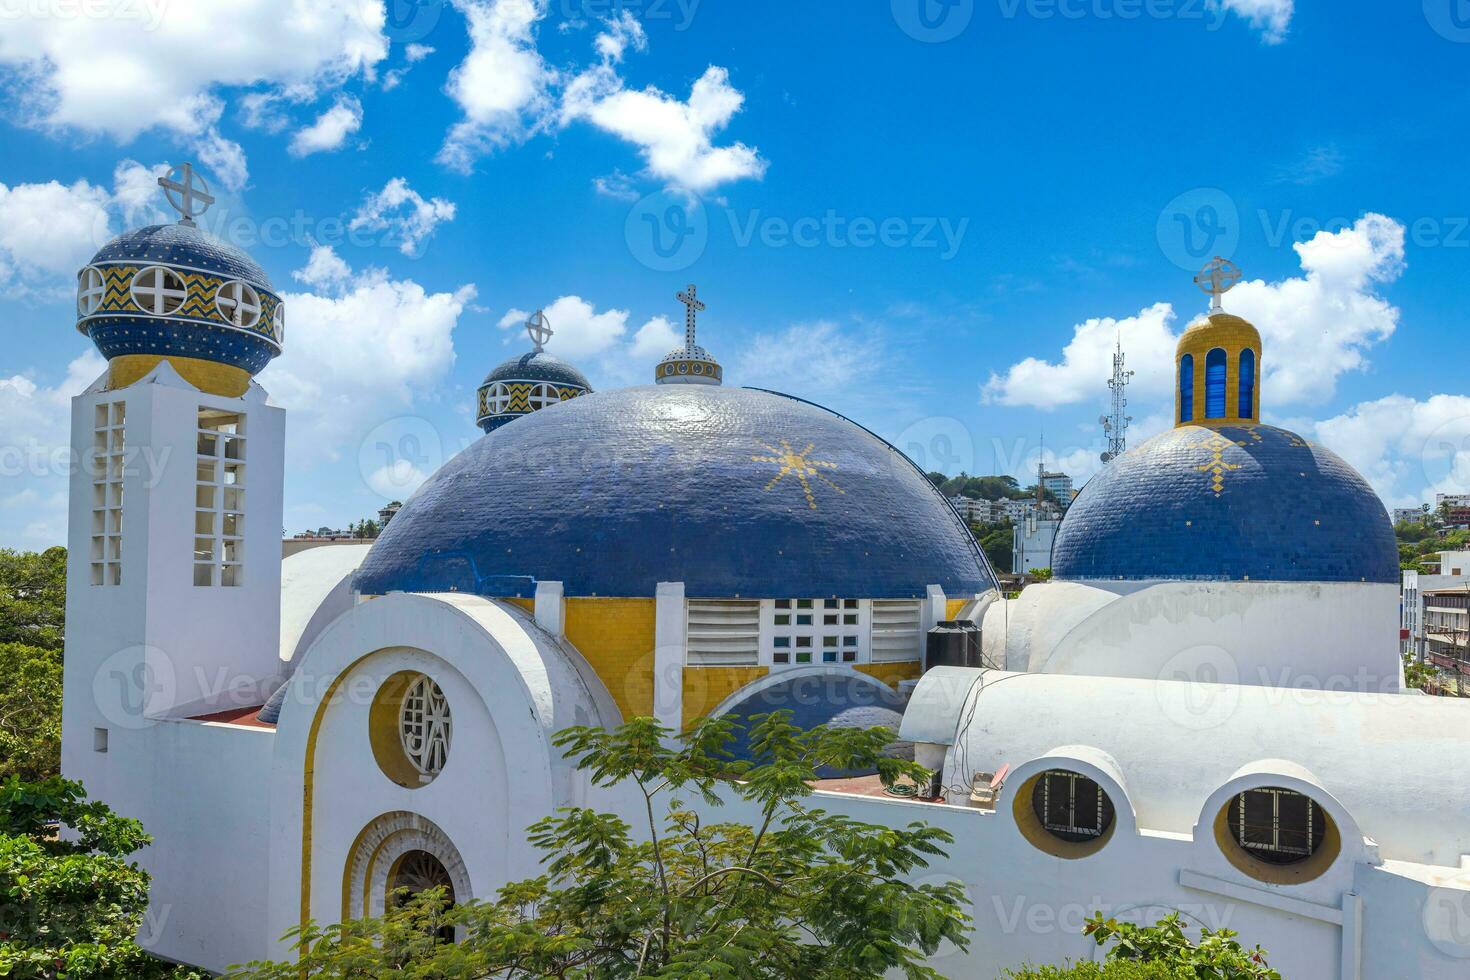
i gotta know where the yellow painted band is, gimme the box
[1211,794,1340,884]
[108,354,251,397]
[1174,314,1261,427]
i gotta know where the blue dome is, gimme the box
[358,385,997,599]
[78,223,282,378]
[715,672,911,777]
[90,224,272,287]
[482,351,591,390]
[1052,424,1396,584]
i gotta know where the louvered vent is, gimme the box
[687,600,760,666]
[870,599,922,662]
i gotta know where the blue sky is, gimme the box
[2,0,1469,546]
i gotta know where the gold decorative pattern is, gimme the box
[752,440,843,510]
[1195,430,1243,496]
[82,262,282,347]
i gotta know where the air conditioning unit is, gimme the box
[925,620,983,671]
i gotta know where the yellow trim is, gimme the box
[854,662,920,687]
[108,354,251,397]
[1012,770,1116,860]
[506,598,534,612]
[681,666,769,729]
[368,672,434,789]
[945,598,970,620]
[300,652,375,951]
[1175,314,1261,427]
[340,819,380,921]
[564,598,657,721]
[1212,792,1340,885]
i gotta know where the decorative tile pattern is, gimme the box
[357,385,997,599]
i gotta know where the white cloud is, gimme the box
[561,65,767,193]
[735,321,883,395]
[191,126,250,190]
[289,95,364,156]
[983,214,1405,411]
[629,315,679,361]
[438,0,555,172]
[348,178,457,256]
[0,349,107,548]
[1216,0,1293,44]
[496,294,630,358]
[405,43,436,63]
[0,178,114,290]
[0,0,387,164]
[593,10,646,63]
[261,247,475,456]
[1312,394,1470,509]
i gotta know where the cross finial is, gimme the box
[525,309,552,352]
[676,283,705,350]
[1193,256,1242,313]
[157,162,214,227]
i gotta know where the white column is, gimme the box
[534,580,564,636]
[653,582,686,734]
[922,584,946,635]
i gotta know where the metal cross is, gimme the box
[157,162,214,227]
[676,284,705,350]
[526,309,553,352]
[1193,256,1242,312]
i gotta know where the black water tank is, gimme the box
[925,620,983,671]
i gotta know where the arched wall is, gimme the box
[264,593,610,955]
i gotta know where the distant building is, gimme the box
[1393,506,1428,525]
[1402,553,1470,668]
[1012,513,1059,576]
[949,496,1004,524]
[1435,494,1470,527]
[1040,471,1074,505]
[378,501,402,526]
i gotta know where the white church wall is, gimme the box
[984,581,1401,692]
[264,594,610,956]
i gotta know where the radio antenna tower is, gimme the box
[1100,336,1134,463]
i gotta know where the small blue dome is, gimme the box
[1053,424,1396,583]
[716,672,911,777]
[482,351,591,390]
[91,224,272,287]
[476,351,593,433]
[359,385,997,599]
[78,223,282,379]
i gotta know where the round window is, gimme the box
[1014,767,1117,858]
[370,671,452,788]
[274,301,286,341]
[130,265,188,315]
[216,280,261,328]
[78,266,106,316]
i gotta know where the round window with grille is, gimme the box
[370,671,452,788]
[130,265,188,315]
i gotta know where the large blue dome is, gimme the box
[357,385,996,599]
[1052,423,1396,584]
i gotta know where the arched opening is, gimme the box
[1204,348,1227,419]
[1178,354,1194,423]
[1238,349,1256,419]
[1030,769,1116,843]
[387,849,456,941]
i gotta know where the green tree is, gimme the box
[1005,913,1279,980]
[1404,652,1437,692]
[231,714,971,979]
[0,776,203,979]
[0,643,62,781]
[979,525,1013,574]
[0,547,66,653]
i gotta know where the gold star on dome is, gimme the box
[752,440,844,510]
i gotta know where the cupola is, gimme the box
[1175,257,1261,426]
[475,310,592,433]
[654,283,723,385]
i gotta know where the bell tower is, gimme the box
[61,163,287,801]
[1176,257,1262,427]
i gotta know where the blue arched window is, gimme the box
[1205,348,1227,419]
[1238,349,1255,419]
[1179,354,1194,423]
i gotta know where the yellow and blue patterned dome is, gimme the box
[358,384,998,599]
[476,351,592,433]
[1052,423,1397,583]
[77,223,283,397]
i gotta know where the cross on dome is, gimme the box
[526,309,553,352]
[158,162,215,227]
[676,283,705,350]
[1194,256,1242,313]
